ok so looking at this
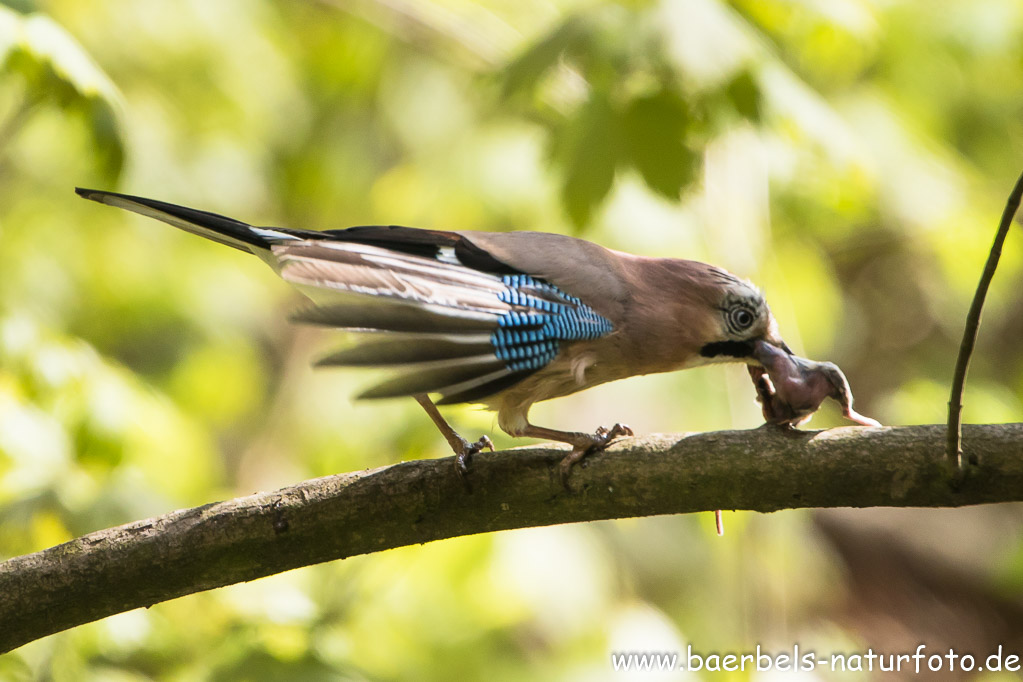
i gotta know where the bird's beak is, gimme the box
[759,321,792,356]
[751,336,789,367]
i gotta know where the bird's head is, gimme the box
[695,271,790,364]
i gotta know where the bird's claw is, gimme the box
[594,423,634,442]
[454,435,494,478]
[558,423,633,490]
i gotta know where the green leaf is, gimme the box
[501,15,588,99]
[558,93,620,227]
[725,68,762,122]
[0,1,36,13]
[0,7,124,176]
[622,89,698,199]
[81,95,124,177]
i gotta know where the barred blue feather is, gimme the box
[492,275,613,372]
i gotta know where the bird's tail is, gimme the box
[75,188,296,252]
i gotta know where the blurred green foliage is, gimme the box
[499,5,762,224]
[1,0,1023,679]
[0,5,123,175]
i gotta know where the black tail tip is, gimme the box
[75,187,102,201]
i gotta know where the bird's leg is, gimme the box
[515,422,633,488]
[413,394,493,477]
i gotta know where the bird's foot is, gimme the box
[594,423,633,442]
[558,423,633,489]
[454,435,495,478]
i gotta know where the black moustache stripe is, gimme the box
[699,340,755,359]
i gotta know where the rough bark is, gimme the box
[1,423,1021,653]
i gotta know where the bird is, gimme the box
[76,188,793,485]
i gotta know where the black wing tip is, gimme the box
[435,369,533,405]
[75,187,136,206]
[75,187,105,201]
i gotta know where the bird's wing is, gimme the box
[275,230,616,404]
[455,230,631,321]
[75,189,622,404]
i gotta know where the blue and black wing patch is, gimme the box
[491,275,613,372]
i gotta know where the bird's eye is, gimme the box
[727,306,755,332]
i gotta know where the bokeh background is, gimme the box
[1,0,1023,679]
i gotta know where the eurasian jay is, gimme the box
[76,188,801,482]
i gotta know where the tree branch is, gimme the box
[947,169,1023,469]
[3,423,1022,653]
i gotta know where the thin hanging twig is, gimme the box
[946,169,1023,470]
